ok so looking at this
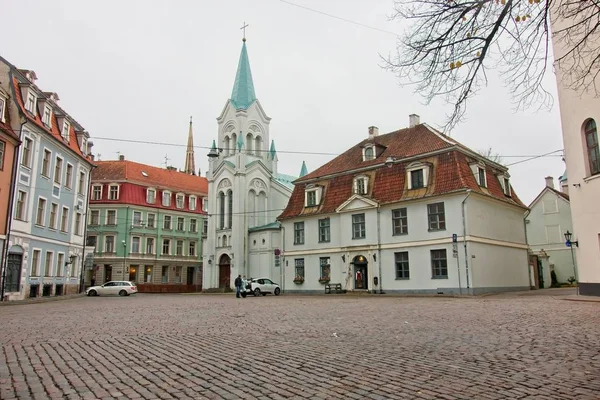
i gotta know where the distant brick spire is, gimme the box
[184,116,196,175]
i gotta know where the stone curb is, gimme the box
[0,293,86,306]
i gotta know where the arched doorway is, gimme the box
[352,255,368,290]
[6,245,24,293]
[218,254,231,289]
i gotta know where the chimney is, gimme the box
[167,166,177,171]
[409,114,420,128]
[368,126,379,139]
[119,155,125,161]
[545,176,554,189]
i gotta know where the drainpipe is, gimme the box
[0,118,26,301]
[461,190,472,292]
[376,204,384,294]
[281,224,285,293]
[78,165,95,293]
[523,213,533,290]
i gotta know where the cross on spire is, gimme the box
[240,21,249,42]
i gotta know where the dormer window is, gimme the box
[109,184,119,200]
[62,121,70,142]
[202,197,208,212]
[26,93,36,114]
[407,162,430,190]
[189,196,197,211]
[176,194,184,209]
[162,191,171,206]
[470,162,487,188]
[353,176,369,195]
[43,106,52,127]
[92,184,102,200]
[363,145,375,161]
[498,174,511,196]
[146,189,156,204]
[304,186,322,207]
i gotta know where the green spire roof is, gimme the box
[231,41,256,110]
[237,132,244,150]
[211,139,217,150]
[269,140,277,160]
[299,160,308,177]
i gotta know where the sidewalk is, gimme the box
[0,293,85,306]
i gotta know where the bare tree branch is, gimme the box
[382,0,600,132]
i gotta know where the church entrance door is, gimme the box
[352,255,369,290]
[218,254,231,289]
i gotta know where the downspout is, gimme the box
[78,165,95,293]
[461,190,472,292]
[0,118,26,301]
[281,224,285,293]
[376,204,383,294]
[523,212,533,289]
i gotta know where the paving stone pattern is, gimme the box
[1,294,599,399]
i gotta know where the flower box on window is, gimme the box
[318,278,330,284]
[293,275,304,284]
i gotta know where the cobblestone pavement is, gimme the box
[1,293,599,400]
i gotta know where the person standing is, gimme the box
[234,275,242,298]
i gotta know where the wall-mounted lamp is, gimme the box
[572,183,581,188]
[564,230,579,247]
[341,255,346,263]
[64,255,77,267]
[373,254,377,262]
[208,259,212,265]
[385,156,395,168]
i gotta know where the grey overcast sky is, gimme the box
[2,0,565,205]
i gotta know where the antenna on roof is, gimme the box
[162,154,170,168]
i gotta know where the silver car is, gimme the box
[86,281,138,297]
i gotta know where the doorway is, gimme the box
[129,266,138,282]
[187,267,195,285]
[353,255,369,290]
[104,265,113,283]
[218,254,231,288]
[6,251,23,292]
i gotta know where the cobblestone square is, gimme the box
[1,292,599,400]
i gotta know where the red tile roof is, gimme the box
[11,76,89,160]
[92,160,208,195]
[279,125,525,220]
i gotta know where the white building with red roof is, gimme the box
[278,115,530,294]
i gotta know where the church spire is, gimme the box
[184,116,196,175]
[299,161,308,177]
[231,39,256,110]
[269,140,277,160]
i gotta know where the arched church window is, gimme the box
[219,192,225,229]
[227,190,233,229]
[224,137,230,156]
[584,119,600,175]
[231,133,237,153]
[255,136,262,156]
[246,133,254,155]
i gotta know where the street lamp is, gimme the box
[122,240,127,280]
[564,230,579,294]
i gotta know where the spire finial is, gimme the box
[190,115,192,124]
[240,21,249,42]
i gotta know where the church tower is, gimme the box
[203,36,296,291]
[184,116,196,175]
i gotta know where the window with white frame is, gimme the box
[294,222,305,245]
[176,194,184,209]
[147,213,156,228]
[163,215,172,230]
[15,190,27,220]
[470,162,487,187]
[89,209,99,225]
[305,186,321,207]
[49,203,58,229]
[189,241,196,256]
[54,157,63,185]
[294,259,305,281]
[57,254,65,277]
[92,185,102,200]
[146,238,155,254]
[407,162,430,190]
[162,239,170,255]
[161,266,169,283]
[0,141,4,171]
[427,202,446,231]
[132,211,142,226]
[62,121,70,141]
[31,250,41,276]
[162,191,171,206]
[65,164,73,189]
[36,198,46,226]
[60,207,69,232]
[0,97,5,122]
[86,236,97,251]
[146,188,156,204]
[318,218,330,243]
[78,172,86,195]
[43,106,52,126]
[431,249,448,278]
[353,176,368,195]
[363,145,375,161]
[42,149,51,177]
[75,213,82,235]
[189,196,197,211]
[106,210,117,225]
[44,251,53,277]
[498,175,511,196]
[26,93,36,114]
[190,218,197,233]
[203,219,208,236]
[131,237,141,253]
[22,137,33,168]
[176,240,184,256]
[392,208,408,235]
[395,252,410,279]
[202,197,208,212]
[320,257,331,281]
[108,184,119,200]
[352,213,366,239]
[105,236,115,253]
[177,217,185,231]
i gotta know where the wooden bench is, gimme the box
[324,283,343,294]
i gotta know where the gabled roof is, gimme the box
[230,41,256,110]
[92,160,208,195]
[278,125,525,220]
[528,186,570,209]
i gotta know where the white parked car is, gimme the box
[86,281,138,297]
[243,277,281,297]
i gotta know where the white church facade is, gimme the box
[202,39,297,290]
